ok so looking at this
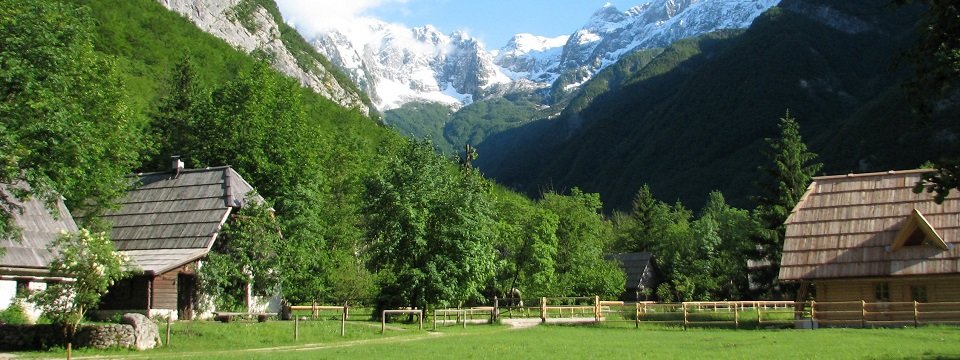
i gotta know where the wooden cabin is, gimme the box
[606,252,658,301]
[91,164,263,320]
[779,170,960,324]
[0,183,78,322]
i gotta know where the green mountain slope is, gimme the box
[476,0,960,211]
[68,0,393,158]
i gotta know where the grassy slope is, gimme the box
[478,1,960,211]
[69,0,396,168]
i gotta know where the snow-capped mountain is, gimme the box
[494,34,569,84]
[306,0,778,111]
[550,0,779,94]
[311,20,510,110]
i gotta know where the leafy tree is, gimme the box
[200,200,282,311]
[0,0,145,237]
[363,139,495,314]
[539,189,624,298]
[898,1,960,202]
[896,0,959,117]
[752,110,822,298]
[30,229,134,345]
[491,193,560,300]
[698,191,757,300]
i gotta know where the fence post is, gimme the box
[861,300,866,328]
[635,303,640,328]
[682,303,688,331]
[295,316,300,341]
[540,297,546,323]
[493,296,499,323]
[312,301,317,320]
[381,311,386,334]
[419,311,423,330]
[595,296,601,322]
[734,302,739,330]
[166,316,172,347]
[756,302,762,326]
[810,300,816,330]
[913,301,919,328]
[342,302,348,336]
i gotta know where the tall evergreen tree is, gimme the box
[752,110,822,298]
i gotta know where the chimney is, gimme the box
[172,156,184,178]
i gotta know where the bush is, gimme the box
[0,301,30,325]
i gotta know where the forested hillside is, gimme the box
[1,0,635,313]
[476,0,960,211]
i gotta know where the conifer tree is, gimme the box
[752,110,822,298]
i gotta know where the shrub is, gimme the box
[0,301,30,325]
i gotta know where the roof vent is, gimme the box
[172,156,184,178]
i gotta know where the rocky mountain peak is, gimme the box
[157,0,369,114]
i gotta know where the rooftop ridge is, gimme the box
[812,168,933,181]
[128,165,234,178]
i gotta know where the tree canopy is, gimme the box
[0,0,145,236]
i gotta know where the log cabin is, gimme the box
[779,169,960,324]
[91,162,264,320]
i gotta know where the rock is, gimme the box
[120,313,161,350]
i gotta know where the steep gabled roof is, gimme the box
[0,183,78,276]
[607,252,655,290]
[779,169,960,281]
[99,167,261,274]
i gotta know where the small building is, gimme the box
[606,252,658,301]
[779,170,960,323]
[0,183,78,322]
[90,164,264,320]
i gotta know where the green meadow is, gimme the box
[16,320,960,359]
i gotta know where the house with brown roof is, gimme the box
[90,163,266,320]
[779,170,960,323]
[0,183,78,322]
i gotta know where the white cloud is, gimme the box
[275,0,410,36]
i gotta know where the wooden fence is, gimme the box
[811,301,960,328]
[291,299,960,330]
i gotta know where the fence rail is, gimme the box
[294,299,960,330]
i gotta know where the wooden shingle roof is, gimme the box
[99,167,260,274]
[0,183,78,276]
[779,169,960,281]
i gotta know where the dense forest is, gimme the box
[2,0,957,317]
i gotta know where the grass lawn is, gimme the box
[14,320,960,359]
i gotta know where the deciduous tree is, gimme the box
[0,0,145,237]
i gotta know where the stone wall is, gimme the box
[0,315,158,351]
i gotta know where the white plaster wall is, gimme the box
[0,280,15,309]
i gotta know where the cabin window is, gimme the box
[874,283,890,302]
[911,285,928,303]
[14,280,29,298]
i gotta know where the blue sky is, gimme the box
[369,1,616,47]
[276,0,622,48]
